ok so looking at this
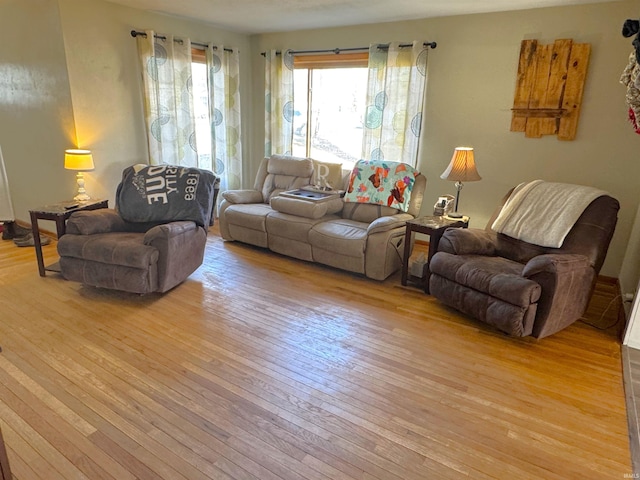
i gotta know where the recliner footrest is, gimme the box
[430,275,538,337]
[430,253,541,307]
[57,232,159,269]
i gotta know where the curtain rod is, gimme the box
[130,30,233,52]
[260,41,436,57]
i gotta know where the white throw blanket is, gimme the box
[491,180,607,248]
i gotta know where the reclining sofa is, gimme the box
[219,155,426,280]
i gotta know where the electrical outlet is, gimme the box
[624,292,635,302]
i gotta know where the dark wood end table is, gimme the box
[401,215,469,293]
[29,199,109,276]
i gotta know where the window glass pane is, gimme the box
[293,65,367,169]
[309,68,367,168]
[191,62,212,170]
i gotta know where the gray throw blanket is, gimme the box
[116,164,217,227]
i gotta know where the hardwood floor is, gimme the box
[0,227,631,479]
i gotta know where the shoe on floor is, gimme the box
[2,222,32,240]
[13,232,51,247]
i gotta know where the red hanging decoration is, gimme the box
[630,108,640,134]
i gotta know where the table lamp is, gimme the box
[64,149,94,202]
[440,146,481,218]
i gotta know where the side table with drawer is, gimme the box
[401,215,469,293]
[29,199,108,276]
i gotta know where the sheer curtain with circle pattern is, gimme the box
[206,44,242,190]
[136,30,242,190]
[264,49,294,157]
[136,30,197,166]
[361,41,429,167]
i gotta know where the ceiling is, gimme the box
[106,0,619,34]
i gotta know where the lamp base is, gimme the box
[73,192,91,202]
[74,171,90,202]
[445,213,470,223]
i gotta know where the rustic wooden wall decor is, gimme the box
[510,39,590,140]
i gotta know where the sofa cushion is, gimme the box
[261,156,314,202]
[267,211,339,242]
[268,155,314,177]
[430,253,541,308]
[270,196,343,219]
[57,232,159,269]
[312,159,344,190]
[342,202,398,223]
[222,203,274,232]
[309,219,368,258]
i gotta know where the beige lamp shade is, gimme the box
[440,147,481,182]
[440,147,481,215]
[64,149,94,171]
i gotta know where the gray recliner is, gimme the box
[57,165,219,294]
[429,186,619,338]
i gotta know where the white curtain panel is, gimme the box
[136,30,198,166]
[206,45,243,191]
[264,50,294,157]
[0,146,15,222]
[361,41,428,167]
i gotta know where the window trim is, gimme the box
[293,52,368,69]
[192,47,205,64]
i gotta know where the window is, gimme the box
[191,48,212,171]
[291,53,368,169]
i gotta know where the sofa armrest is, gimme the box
[522,253,595,338]
[143,221,207,293]
[438,228,497,256]
[522,253,592,278]
[221,189,264,204]
[367,214,413,235]
[65,209,128,235]
[143,221,198,245]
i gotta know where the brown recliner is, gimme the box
[57,165,219,294]
[429,189,619,338]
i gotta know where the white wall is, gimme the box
[0,0,252,223]
[251,0,640,280]
[0,0,77,220]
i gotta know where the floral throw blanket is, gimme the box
[344,159,419,212]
